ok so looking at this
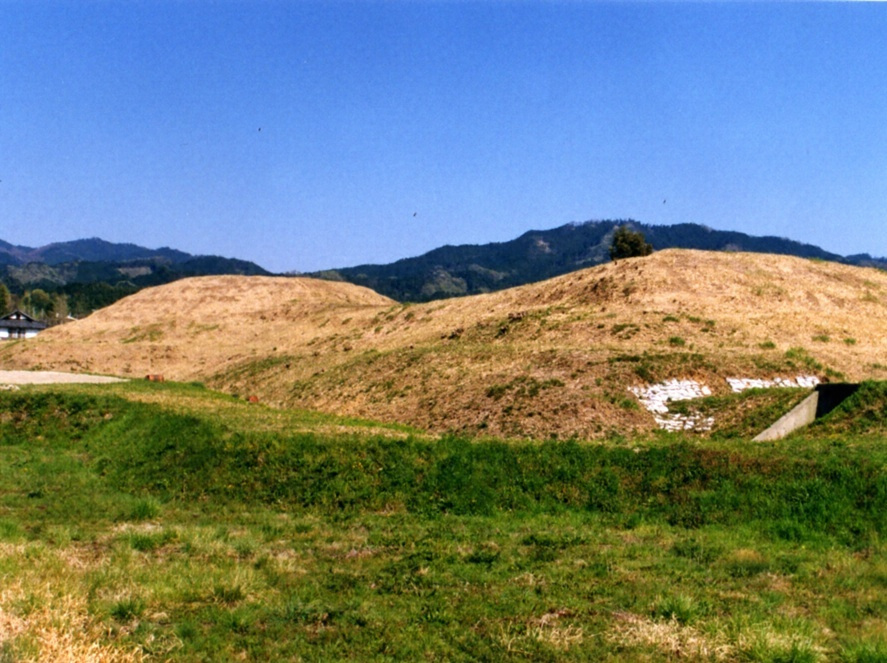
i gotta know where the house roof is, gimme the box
[1,310,48,330]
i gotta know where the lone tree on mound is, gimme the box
[609,225,654,261]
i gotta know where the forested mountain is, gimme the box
[312,220,887,302]
[4,221,885,317]
[0,237,194,266]
[1,238,267,283]
[0,238,269,318]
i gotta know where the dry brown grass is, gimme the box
[0,275,393,380]
[496,609,585,654]
[0,562,145,663]
[4,251,887,438]
[607,611,734,661]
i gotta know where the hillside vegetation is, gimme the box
[312,220,887,301]
[3,250,887,438]
[0,237,269,318]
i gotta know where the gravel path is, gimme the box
[0,370,126,385]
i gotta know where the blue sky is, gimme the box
[2,1,885,273]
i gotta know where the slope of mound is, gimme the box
[63,274,394,325]
[4,251,886,439]
[2,275,395,380]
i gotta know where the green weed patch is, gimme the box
[2,389,883,545]
[0,383,885,660]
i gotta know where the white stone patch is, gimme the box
[726,375,819,393]
[629,375,822,432]
[655,413,715,433]
[629,380,712,414]
[628,380,714,432]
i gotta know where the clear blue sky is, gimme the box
[2,1,885,273]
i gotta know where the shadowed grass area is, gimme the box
[0,381,885,661]
[805,380,887,437]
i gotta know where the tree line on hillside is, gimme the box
[0,281,138,322]
[0,227,652,321]
[0,250,269,320]
[3,221,882,317]
[312,220,885,302]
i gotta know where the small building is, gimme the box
[0,310,48,340]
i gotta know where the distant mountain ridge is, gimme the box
[0,237,210,268]
[312,220,887,302]
[4,223,885,310]
[0,237,270,315]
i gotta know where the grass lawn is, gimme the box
[0,382,884,661]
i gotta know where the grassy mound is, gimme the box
[6,250,887,439]
[2,387,883,544]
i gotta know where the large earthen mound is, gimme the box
[2,275,395,380]
[4,251,886,438]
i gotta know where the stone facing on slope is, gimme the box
[628,380,715,432]
[727,376,820,392]
[631,375,821,432]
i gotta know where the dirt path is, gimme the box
[0,371,126,385]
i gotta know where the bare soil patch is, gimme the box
[0,371,126,385]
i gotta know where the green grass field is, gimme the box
[0,382,884,661]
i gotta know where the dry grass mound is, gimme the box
[4,251,887,438]
[0,275,394,381]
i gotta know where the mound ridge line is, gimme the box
[4,250,886,438]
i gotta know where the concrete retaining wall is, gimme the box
[753,392,820,441]
[753,383,859,441]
